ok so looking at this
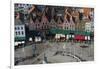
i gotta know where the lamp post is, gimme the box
[22,41,26,58]
[88,36,92,57]
[29,37,36,57]
[63,43,66,56]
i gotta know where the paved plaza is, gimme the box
[15,41,94,65]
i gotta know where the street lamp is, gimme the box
[21,41,26,59]
[87,36,92,57]
[29,37,36,57]
[63,43,66,56]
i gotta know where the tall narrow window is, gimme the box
[18,31,20,35]
[18,27,20,30]
[22,31,24,35]
[15,32,17,35]
[21,27,23,30]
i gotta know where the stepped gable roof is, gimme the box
[50,18,56,24]
[57,17,63,24]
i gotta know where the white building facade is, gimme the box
[85,22,94,32]
[15,24,26,40]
